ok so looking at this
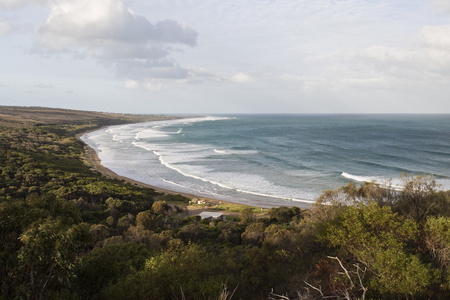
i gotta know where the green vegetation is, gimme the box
[1,107,449,299]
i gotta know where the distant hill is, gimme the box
[0,105,181,128]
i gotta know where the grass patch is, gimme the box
[214,203,267,214]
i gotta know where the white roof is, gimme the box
[199,211,223,219]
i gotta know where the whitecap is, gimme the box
[341,172,403,190]
[162,179,189,189]
[154,148,314,204]
[134,128,170,140]
[213,149,258,155]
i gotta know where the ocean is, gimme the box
[81,114,450,208]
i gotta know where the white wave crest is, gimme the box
[341,172,403,190]
[162,179,189,189]
[153,150,313,203]
[213,149,259,155]
[341,172,378,183]
[134,128,170,140]
[112,135,122,142]
[132,141,154,152]
[213,149,228,154]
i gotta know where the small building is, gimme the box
[190,198,206,205]
[198,211,225,221]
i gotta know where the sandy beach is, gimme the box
[76,128,264,218]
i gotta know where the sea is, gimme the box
[81,114,450,208]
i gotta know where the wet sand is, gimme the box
[76,129,262,217]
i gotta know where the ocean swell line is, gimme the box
[341,172,403,190]
[154,151,314,204]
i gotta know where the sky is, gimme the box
[1,0,450,114]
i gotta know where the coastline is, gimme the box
[76,125,262,214]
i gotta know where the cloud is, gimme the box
[0,21,11,36]
[419,25,450,50]
[35,83,53,88]
[115,58,189,80]
[124,79,163,91]
[0,0,47,10]
[433,0,450,14]
[298,18,450,96]
[153,20,197,47]
[360,46,450,74]
[356,25,450,77]
[34,0,198,83]
[229,72,255,84]
[124,80,139,89]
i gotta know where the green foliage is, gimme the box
[73,243,150,299]
[178,223,205,243]
[18,220,92,298]
[321,202,434,297]
[159,193,190,204]
[396,174,440,222]
[135,210,158,230]
[240,207,256,222]
[241,222,267,246]
[268,206,302,223]
[423,216,450,269]
[104,243,239,300]
[0,194,93,299]
[151,200,168,214]
[1,111,450,299]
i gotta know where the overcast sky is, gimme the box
[1,0,450,114]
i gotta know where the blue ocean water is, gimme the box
[81,115,450,208]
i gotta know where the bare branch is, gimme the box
[303,281,324,297]
[268,288,290,300]
[327,256,354,289]
[354,264,368,300]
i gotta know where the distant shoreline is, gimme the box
[76,123,261,211]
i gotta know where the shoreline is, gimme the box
[76,125,262,213]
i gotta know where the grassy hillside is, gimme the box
[0,105,181,128]
[0,106,449,300]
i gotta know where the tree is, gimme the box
[178,223,204,243]
[90,224,111,244]
[268,206,296,223]
[18,220,92,300]
[73,243,150,299]
[240,207,256,223]
[423,216,450,292]
[397,174,442,222]
[104,244,239,300]
[423,216,450,268]
[151,201,168,214]
[241,222,266,246]
[320,202,434,298]
[135,210,158,230]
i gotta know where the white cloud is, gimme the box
[433,0,450,14]
[0,21,11,36]
[229,72,254,84]
[141,81,163,91]
[115,58,189,79]
[356,25,450,76]
[34,0,198,82]
[0,0,47,10]
[124,80,139,89]
[298,18,450,96]
[419,25,450,50]
[124,79,163,91]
